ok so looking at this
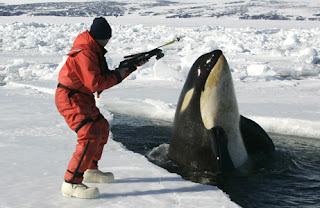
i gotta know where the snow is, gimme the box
[0,0,98,4]
[0,0,320,207]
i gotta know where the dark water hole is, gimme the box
[111,113,320,208]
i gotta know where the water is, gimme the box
[111,113,320,208]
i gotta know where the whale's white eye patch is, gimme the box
[180,88,194,113]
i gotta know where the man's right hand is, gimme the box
[115,67,128,79]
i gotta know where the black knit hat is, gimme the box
[90,17,112,40]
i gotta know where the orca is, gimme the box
[168,50,275,173]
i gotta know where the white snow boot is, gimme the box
[83,169,114,183]
[61,181,99,199]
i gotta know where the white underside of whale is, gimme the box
[200,55,248,168]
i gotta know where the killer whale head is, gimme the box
[179,50,223,104]
[169,49,275,173]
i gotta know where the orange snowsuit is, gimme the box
[55,30,129,184]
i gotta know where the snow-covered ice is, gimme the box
[0,84,238,207]
[0,0,319,207]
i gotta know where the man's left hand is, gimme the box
[135,58,149,67]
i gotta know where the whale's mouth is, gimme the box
[196,50,223,78]
[190,49,224,95]
[200,50,223,71]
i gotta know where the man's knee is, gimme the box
[77,122,102,143]
[96,118,109,136]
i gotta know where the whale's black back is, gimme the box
[240,115,275,154]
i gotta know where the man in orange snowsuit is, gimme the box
[55,17,147,199]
